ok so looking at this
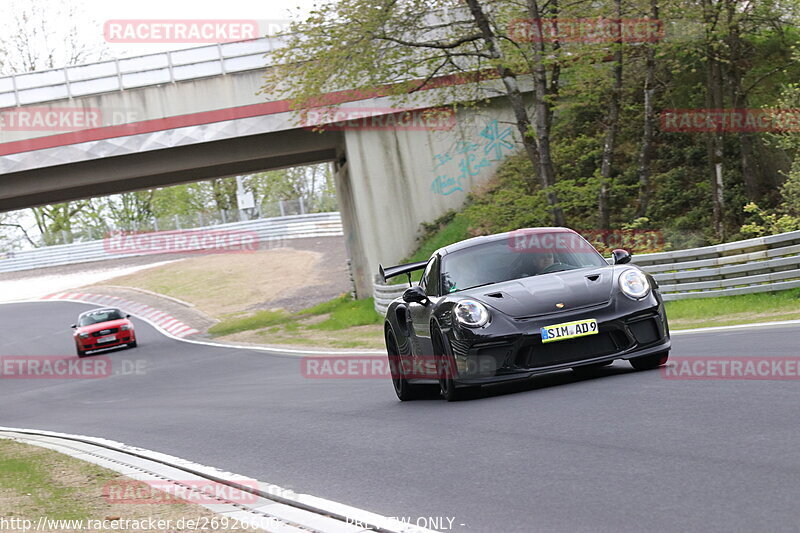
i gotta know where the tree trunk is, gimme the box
[636,0,658,219]
[526,0,564,226]
[598,0,623,229]
[725,2,761,202]
[704,0,725,240]
[465,0,564,225]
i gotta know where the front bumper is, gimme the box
[444,295,670,385]
[77,333,135,352]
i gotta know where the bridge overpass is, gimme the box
[0,37,523,296]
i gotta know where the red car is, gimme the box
[71,307,137,357]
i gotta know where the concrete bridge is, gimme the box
[0,38,524,296]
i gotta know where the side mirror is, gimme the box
[70,324,77,329]
[612,249,632,265]
[402,286,428,305]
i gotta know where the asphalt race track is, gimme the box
[1,301,799,532]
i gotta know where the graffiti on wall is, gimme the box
[430,119,516,196]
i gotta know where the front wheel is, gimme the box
[432,326,479,402]
[128,340,138,348]
[629,351,669,371]
[76,345,86,357]
[386,329,427,401]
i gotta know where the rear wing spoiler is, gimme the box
[378,260,428,284]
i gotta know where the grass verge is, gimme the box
[208,294,384,349]
[665,288,800,330]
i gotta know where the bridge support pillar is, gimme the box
[333,158,371,298]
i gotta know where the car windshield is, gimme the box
[79,309,124,326]
[441,232,608,293]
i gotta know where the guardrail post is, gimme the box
[167,51,175,83]
[115,59,123,91]
[218,43,227,75]
[64,67,72,99]
[11,74,20,106]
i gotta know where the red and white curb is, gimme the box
[41,291,200,338]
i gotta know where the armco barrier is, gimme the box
[372,229,800,314]
[0,212,342,273]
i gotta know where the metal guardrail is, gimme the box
[0,212,342,273]
[0,38,280,107]
[373,277,416,316]
[637,230,800,300]
[372,229,800,314]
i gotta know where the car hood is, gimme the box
[76,319,130,334]
[461,267,617,318]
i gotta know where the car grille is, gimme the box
[92,327,119,337]
[519,330,631,368]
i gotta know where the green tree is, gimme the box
[262,0,569,224]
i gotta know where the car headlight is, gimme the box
[120,325,132,331]
[619,269,651,299]
[454,300,490,327]
[79,333,90,339]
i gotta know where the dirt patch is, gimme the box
[99,249,325,317]
[87,236,353,318]
[219,323,385,350]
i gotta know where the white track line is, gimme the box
[671,319,800,334]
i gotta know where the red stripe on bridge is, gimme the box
[0,71,490,157]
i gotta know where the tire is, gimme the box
[431,326,479,402]
[386,329,427,401]
[76,346,86,357]
[129,340,138,348]
[572,360,613,376]
[629,350,669,371]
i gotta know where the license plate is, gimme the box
[540,319,598,343]
[97,335,116,344]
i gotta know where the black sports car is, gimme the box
[380,227,670,401]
